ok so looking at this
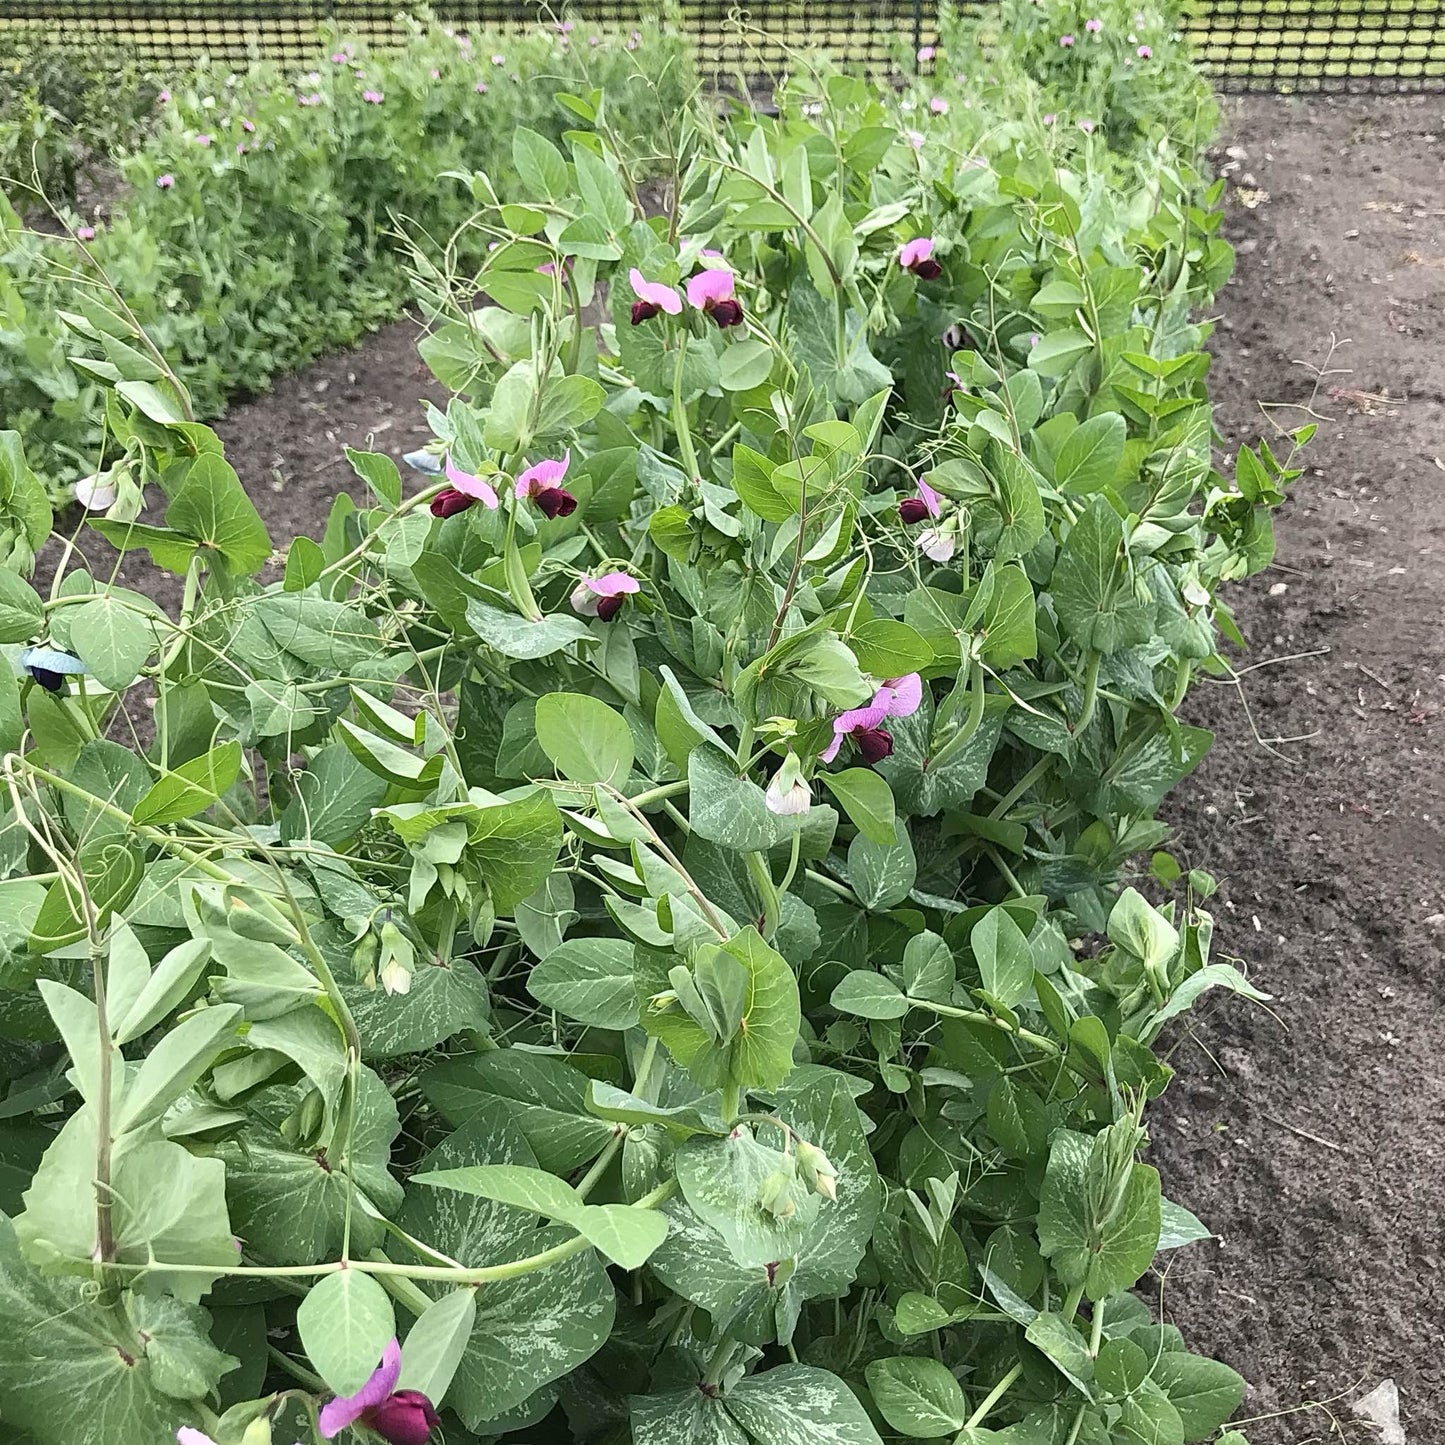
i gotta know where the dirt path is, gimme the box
[1153,94,1445,1442]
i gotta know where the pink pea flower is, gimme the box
[899,475,942,525]
[907,129,926,150]
[899,237,942,280]
[917,45,936,62]
[1085,17,1103,32]
[1043,112,1057,125]
[236,142,247,154]
[570,571,640,621]
[430,67,440,78]
[363,90,384,104]
[821,702,891,764]
[157,88,172,103]
[491,52,505,64]
[177,1430,217,1445]
[156,173,175,188]
[558,19,575,32]
[241,117,256,132]
[430,455,500,517]
[515,453,577,518]
[475,80,488,93]
[686,268,743,328]
[195,133,213,146]
[628,268,682,325]
[820,674,923,764]
[1060,34,1076,47]
[331,51,348,62]
[1137,44,1153,58]
[1078,119,1096,133]
[75,225,96,241]
[589,35,600,46]
[929,96,949,115]
[319,1338,440,1444]
[627,29,642,49]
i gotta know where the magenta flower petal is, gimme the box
[320,1338,403,1439]
[874,673,923,718]
[628,268,682,314]
[899,237,936,270]
[822,702,891,763]
[686,269,736,310]
[444,456,499,508]
[177,1431,217,1445]
[917,476,943,518]
[515,452,571,497]
[588,572,641,598]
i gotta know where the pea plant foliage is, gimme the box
[0,62,1300,1445]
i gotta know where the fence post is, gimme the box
[912,0,923,66]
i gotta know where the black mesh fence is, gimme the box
[0,2,940,79]
[5,0,1445,90]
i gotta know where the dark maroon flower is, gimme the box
[707,297,745,328]
[364,1391,441,1445]
[898,497,930,524]
[631,299,661,325]
[430,487,474,518]
[596,594,626,621]
[855,727,894,764]
[912,257,942,280]
[534,486,577,519]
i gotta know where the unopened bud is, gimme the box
[796,1140,839,1202]
[757,1166,798,1218]
[241,1417,274,1445]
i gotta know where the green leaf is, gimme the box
[720,339,776,391]
[297,1270,396,1396]
[344,961,490,1060]
[688,746,791,852]
[131,740,240,826]
[644,927,800,1092]
[281,743,389,846]
[114,1002,242,1132]
[1152,1352,1246,1438]
[820,768,897,845]
[725,1364,885,1445]
[1052,496,1154,654]
[676,1127,819,1268]
[1025,1311,1096,1396]
[846,829,915,910]
[1027,329,1093,377]
[345,447,402,506]
[0,1217,230,1443]
[0,568,42,642]
[971,906,1035,1008]
[730,445,793,523]
[166,453,272,574]
[422,1050,614,1174]
[830,970,909,1020]
[866,1356,968,1436]
[527,936,637,1029]
[465,600,596,660]
[1056,412,1127,494]
[513,127,570,200]
[69,595,155,690]
[398,1288,476,1408]
[633,1389,748,1445]
[535,374,606,439]
[846,619,932,677]
[901,930,954,1003]
[535,691,634,784]
[1037,1129,1162,1299]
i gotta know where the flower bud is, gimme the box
[757,1163,798,1218]
[796,1140,839,1202]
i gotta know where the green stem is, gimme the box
[672,330,701,481]
[628,779,691,810]
[745,849,782,941]
[1073,651,1102,735]
[109,1179,679,1287]
[267,1345,326,1393]
[988,755,1053,821]
[574,1131,625,1200]
[720,1084,741,1127]
[958,1361,1023,1436]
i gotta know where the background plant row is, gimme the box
[0,5,1285,1445]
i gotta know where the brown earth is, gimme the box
[41,91,1445,1445]
[1152,93,1445,1443]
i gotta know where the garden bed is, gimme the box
[64,89,1443,1444]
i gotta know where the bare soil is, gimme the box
[44,92,1445,1445]
[1153,93,1445,1443]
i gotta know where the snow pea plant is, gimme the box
[0,62,1295,1445]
